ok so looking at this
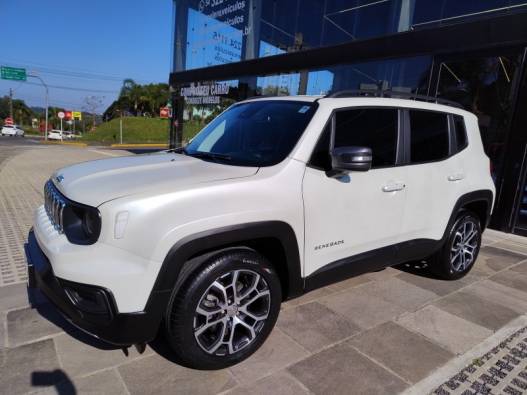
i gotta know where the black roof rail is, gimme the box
[325,89,464,109]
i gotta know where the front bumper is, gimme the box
[26,229,167,346]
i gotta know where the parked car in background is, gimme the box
[1,124,25,137]
[47,130,63,140]
[62,131,79,140]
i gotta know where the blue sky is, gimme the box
[0,1,173,112]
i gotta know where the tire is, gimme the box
[165,249,282,370]
[429,211,482,280]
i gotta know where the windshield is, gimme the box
[185,100,318,167]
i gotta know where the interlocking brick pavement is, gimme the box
[433,327,527,395]
[0,145,124,285]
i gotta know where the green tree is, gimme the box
[0,96,36,126]
[104,80,170,120]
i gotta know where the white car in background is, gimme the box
[62,131,78,140]
[1,124,25,137]
[47,130,63,140]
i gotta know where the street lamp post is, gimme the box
[28,73,49,141]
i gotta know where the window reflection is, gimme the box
[436,54,523,195]
[308,56,431,95]
[413,0,527,27]
[174,0,527,72]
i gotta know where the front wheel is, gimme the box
[429,211,482,280]
[165,249,282,370]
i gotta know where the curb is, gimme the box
[110,144,168,149]
[40,141,87,147]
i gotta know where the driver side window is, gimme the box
[309,107,399,171]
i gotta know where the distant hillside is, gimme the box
[80,117,202,144]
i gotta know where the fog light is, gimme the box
[114,211,129,239]
[63,286,110,315]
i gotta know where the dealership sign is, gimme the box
[181,82,230,105]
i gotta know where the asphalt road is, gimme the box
[0,136,42,168]
[0,135,164,159]
[0,135,41,147]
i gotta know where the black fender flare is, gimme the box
[442,189,494,238]
[143,221,303,325]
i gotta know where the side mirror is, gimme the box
[330,146,372,172]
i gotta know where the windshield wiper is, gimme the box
[188,151,232,162]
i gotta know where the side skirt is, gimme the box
[304,239,441,292]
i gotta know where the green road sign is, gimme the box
[1,66,27,81]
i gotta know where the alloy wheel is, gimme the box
[450,219,479,272]
[193,269,271,356]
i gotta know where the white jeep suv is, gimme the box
[27,94,495,369]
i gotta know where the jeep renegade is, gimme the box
[27,94,495,369]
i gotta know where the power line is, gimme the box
[0,58,155,84]
[23,81,118,94]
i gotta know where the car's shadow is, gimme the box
[29,258,445,364]
[148,333,187,365]
[393,259,443,279]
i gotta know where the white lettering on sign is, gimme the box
[181,83,230,105]
[185,96,221,105]
[199,0,246,20]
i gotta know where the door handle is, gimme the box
[382,183,405,192]
[448,173,465,182]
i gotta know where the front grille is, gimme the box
[44,180,66,233]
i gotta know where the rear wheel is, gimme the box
[165,249,282,370]
[429,211,481,280]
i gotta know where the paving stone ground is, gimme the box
[0,142,124,286]
[1,142,527,394]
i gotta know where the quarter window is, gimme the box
[409,110,449,163]
[453,115,468,152]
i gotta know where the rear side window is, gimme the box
[453,115,468,152]
[334,108,399,168]
[409,110,449,163]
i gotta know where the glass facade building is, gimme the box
[170,0,527,235]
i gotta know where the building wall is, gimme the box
[173,0,527,72]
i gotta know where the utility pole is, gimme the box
[117,108,123,144]
[28,74,49,141]
[9,88,13,119]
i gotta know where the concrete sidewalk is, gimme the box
[1,145,527,394]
